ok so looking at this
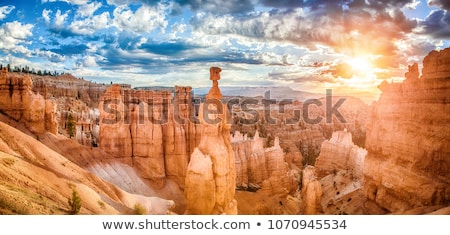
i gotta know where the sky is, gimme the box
[0,0,449,96]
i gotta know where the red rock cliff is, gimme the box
[364,48,450,212]
[98,84,200,189]
[0,68,57,134]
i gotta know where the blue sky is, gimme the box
[0,0,449,95]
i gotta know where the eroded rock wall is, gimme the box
[364,48,450,212]
[99,85,199,188]
[315,131,366,179]
[0,68,57,134]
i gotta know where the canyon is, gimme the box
[0,47,449,214]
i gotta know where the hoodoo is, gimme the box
[184,67,237,214]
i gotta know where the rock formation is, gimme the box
[184,67,237,214]
[260,137,299,196]
[233,130,267,190]
[31,73,107,145]
[315,130,367,179]
[206,67,223,100]
[405,63,420,80]
[301,166,322,214]
[312,130,386,214]
[421,47,450,80]
[0,119,174,215]
[232,131,301,197]
[364,48,450,212]
[163,86,200,189]
[98,85,198,188]
[0,68,57,134]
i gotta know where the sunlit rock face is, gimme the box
[98,84,197,189]
[260,137,299,197]
[301,166,322,215]
[364,48,450,212]
[313,131,386,215]
[185,67,237,214]
[232,130,301,198]
[233,130,268,190]
[0,68,57,134]
[315,130,366,179]
[422,47,450,80]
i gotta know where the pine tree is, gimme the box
[67,113,76,138]
[68,189,82,215]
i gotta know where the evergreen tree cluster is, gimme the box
[0,63,64,76]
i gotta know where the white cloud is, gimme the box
[171,23,187,34]
[190,9,312,44]
[112,4,168,33]
[55,9,70,28]
[0,21,33,40]
[41,0,89,5]
[76,2,102,18]
[86,42,99,53]
[42,9,52,25]
[69,12,111,35]
[0,5,15,20]
[83,55,98,67]
[253,51,291,65]
[0,21,34,54]
[405,0,421,10]
[105,0,131,5]
[34,49,67,63]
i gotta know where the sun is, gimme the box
[348,57,372,72]
[343,56,379,89]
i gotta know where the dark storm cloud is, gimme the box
[116,0,255,14]
[98,41,261,72]
[182,51,262,64]
[139,41,202,56]
[428,0,450,11]
[175,0,254,14]
[259,0,302,8]
[348,0,416,10]
[50,44,88,56]
[49,28,79,38]
[97,45,166,73]
[419,9,450,38]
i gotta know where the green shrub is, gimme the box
[133,203,146,215]
[97,200,106,210]
[68,189,81,215]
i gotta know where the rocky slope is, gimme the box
[0,119,174,215]
[364,48,450,212]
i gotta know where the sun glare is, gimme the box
[343,56,379,90]
[348,57,372,72]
